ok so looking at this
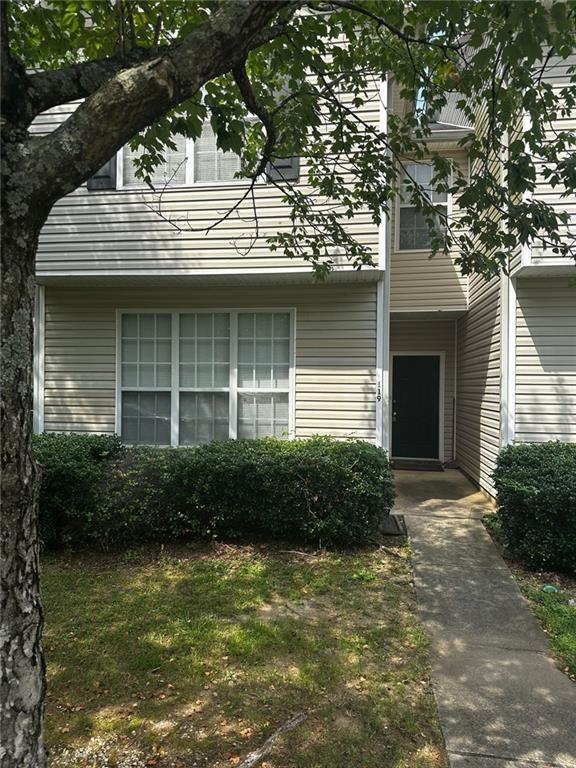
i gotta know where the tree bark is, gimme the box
[0,4,296,765]
[0,128,48,767]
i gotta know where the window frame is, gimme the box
[116,124,259,190]
[115,308,296,446]
[395,162,451,253]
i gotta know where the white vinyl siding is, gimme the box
[456,274,501,495]
[390,319,456,463]
[41,282,378,442]
[515,278,576,442]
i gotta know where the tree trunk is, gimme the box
[1,131,47,767]
[0,5,292,763]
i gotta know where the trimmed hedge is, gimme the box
[34,434,395,549]
[493,442,576,573]
[33,433,124,547]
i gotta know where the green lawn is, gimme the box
[517,574,576,682]
[43,542,446,768]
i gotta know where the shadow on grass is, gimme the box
[43,541,444,768]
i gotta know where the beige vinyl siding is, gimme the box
[34,90,381,276]
[387,77,469,311]
[515,278,576,442]
[456,274,501,494]
[42,282,378,441]
[390,150,468,312]
[530,53,576,264]
[453,92,504,495]
[390,319,456,462]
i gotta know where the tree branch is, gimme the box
[232,60,277,177]
[312,0,463,54]
[23,0,299,212]
[1,0,31,125]
[26,48,160,118]
[236,712,307,768]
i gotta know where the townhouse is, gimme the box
[32,64,576,497]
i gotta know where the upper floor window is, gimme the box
[121,123,241,188]
[122,135,188,187]
[194,123,241,183]
[398,163,448,251]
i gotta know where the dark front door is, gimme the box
[392,355,440,459]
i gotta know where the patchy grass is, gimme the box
[484,514,576,683]
[43,541,446,768]
[515,573,576,683]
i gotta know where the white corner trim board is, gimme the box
[376,75,392,453]
[500,275,517,446]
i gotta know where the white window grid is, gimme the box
[397,162,449,252]
[237,313,292,439]
[116,309,296,446]
[117,122,256,190]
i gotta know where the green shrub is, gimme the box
[33,433,124,547]
[35,435,394,549]
[493,442,576,573]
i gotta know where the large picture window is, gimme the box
[398,163,448,251]
[118,310,293,446]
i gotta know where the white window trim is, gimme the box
[395,162,452,253]
[115,307,296,446]
[389,351,445,462]
[117,128,261,191]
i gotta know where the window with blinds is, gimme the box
[193,123,241,183]
[119,310,293,445]
[120,314,172,445]
[398,163,448,251]
[179,313,231,445]
[122,136,188,187]
[237,313,290,439]
[121,123,242,187]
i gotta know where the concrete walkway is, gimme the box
[395,469,576,768]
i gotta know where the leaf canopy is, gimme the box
[8,0,576,277]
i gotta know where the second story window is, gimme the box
[121,123,242,188]
[122,135,188,187]
[194,123,241,183]
[398,163,448,251]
